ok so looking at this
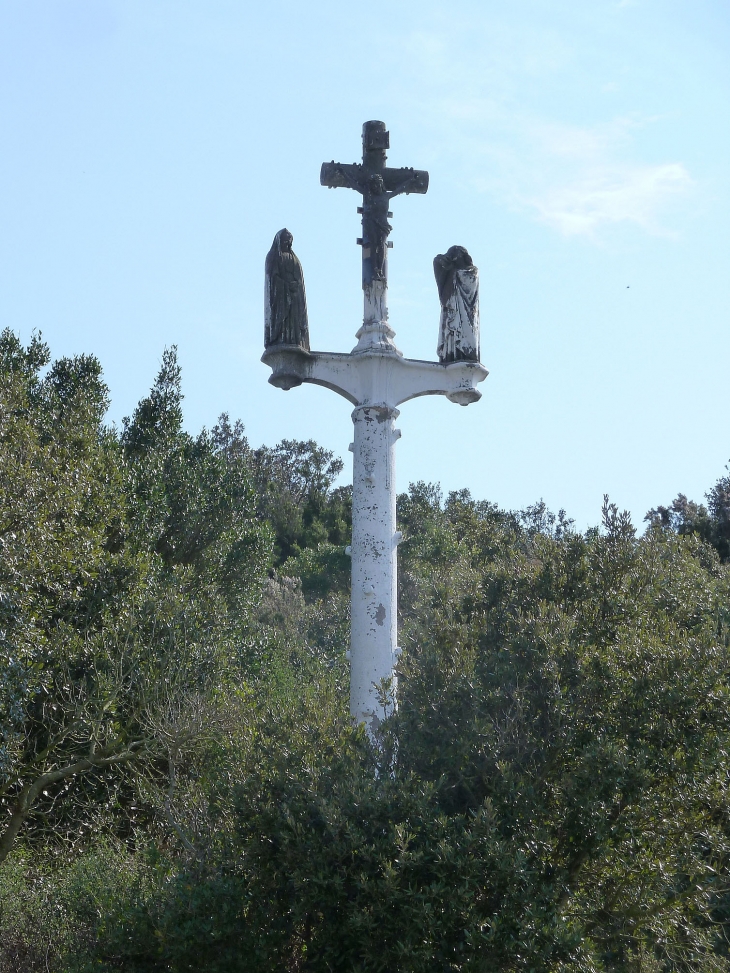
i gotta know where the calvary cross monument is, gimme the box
[262,120,488,731]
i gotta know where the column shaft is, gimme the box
[350,405,400,727]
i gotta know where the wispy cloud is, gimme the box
[387,16,694,240]
[429,105,693,239]
[509,117,693,236]
[528,163,692,236]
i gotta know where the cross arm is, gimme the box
[261,346,362,404]
[262,345,488,409]
[382,167,429,196]
[387,356,488,406]
[320,163,429,198]
[320,162,363,192]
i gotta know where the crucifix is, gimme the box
[262,121,488,731]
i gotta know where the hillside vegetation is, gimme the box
[2,332,730,972]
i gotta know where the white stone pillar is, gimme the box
[349,403,401,727]
[354,278,397,354]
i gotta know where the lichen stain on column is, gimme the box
[375,604,386,626]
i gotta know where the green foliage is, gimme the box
[282,542,351,601]
[393,493,730,969]
[252,438,351,564]
[0,334,270,863]
[5,330,730,970]
[0,842,158,972]
[253,573,350,705]
[647,464,730,562]
[36,488,730,972]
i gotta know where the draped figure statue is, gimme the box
[264,228,310,351]
[434,246,480,364]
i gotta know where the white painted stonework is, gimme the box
[263,277,487,729]
[350,403,399,726]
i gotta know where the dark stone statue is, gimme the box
[360,173,393,283]
[264,228,309,351]
[434,246,480,363]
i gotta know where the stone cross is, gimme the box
[262,121,487,730]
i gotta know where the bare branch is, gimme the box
[0,742,146,865]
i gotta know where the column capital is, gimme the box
[351,403,401,422]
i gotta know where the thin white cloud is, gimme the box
[528,116,639,161]
[426,105,693,239]
[387,19,694,241]
[528,163,693,236]
[504,117,694,237]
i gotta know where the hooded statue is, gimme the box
[264,228,310,351]
[433,246,479,364]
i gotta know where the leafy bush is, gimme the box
[5,331,730,971]
[49,495,730,972]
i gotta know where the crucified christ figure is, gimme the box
[321,122,428,289]
[329,165,425,282]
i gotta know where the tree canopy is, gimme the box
[0,333,269,863]
[2,334,730,972]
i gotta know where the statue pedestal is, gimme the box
[262,341,488,730]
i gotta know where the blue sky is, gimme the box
[1,0,728,528]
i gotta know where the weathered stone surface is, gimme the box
[434,246,480,364]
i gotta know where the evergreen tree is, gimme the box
[0,335,269,864]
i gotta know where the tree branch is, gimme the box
[0,742,146,865]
